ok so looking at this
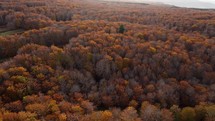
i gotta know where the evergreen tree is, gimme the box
[119,25,125,34]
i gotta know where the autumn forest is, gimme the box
[0,0,215,120]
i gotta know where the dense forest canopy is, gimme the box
[0,0,214,120]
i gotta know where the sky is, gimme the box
[199,0,215,4]
[105,0,215,9]
[146,0,215,8]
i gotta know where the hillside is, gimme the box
[0,0,215,120]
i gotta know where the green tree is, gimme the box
[119,25,125,34]
[170,105,181,121]
[195,105,206,121]
[181,107,196,121]
[205,105,215,121]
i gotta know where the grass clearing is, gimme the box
[0,29,25,36]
